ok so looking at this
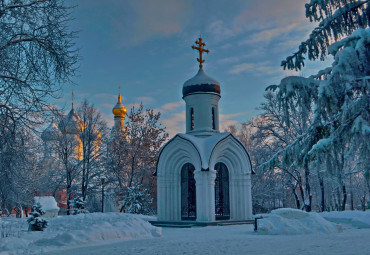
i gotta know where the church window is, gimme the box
[212,107,215,130]
[190,108,194,130]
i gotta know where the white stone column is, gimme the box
[194,170,216,222]
[245,174,253,219]
[157,175,165,221]
[232,173,252,220]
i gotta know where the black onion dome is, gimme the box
[183,69,220,97]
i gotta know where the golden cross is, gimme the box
[192,37,210,69]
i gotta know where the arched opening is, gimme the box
[181,163,196,220]
[215,162,230,220]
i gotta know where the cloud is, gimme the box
[229,61,281,76]
[101,103,114,109]
[162,111,186,138]
[108,0,192,46]
[219,112,246,131]
[206,0,307,43]
[229,63,254,74]
[136,96,155,105]
[160,101,184,111]
[207,20,241,42]
[234,0,306,27]
[219,120,238,132]
[217,52,259,65]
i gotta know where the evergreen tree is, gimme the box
[28,202,48,231]
[266,0,369,211]
[120,182,153,214]
[69,197,89,215]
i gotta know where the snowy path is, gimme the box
[41,225,370,255]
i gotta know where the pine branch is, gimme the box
[282,0,369,70]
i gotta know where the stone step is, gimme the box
[149,220,254,228]
[152,223,194,228]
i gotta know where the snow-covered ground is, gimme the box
[1,209,369,255]
[0,213,161,255]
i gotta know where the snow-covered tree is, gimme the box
[0,0,78,130]
[0,0,78,215]
[267,0,369,211]
[0,126,44,215]
[106,104,168,211]
[282,0,369,70]
[78,100,107,201]
[69,197,89,215]
[28,202,48,231]
[120,182,152,214]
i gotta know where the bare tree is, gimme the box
[106,104,168,213]
[0,0,77,214]
[78,100,107,201]
[0,0,78,132]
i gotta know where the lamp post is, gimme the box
[99,176,106,213]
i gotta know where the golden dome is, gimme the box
[112,91,127,117]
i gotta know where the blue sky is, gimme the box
[59,0,332,137]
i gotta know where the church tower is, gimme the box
[183,37,220,136]
[112,86,127,134]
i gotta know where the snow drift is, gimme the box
[0,213,161,254]
[257,208,342,235]
[321,210,370,228]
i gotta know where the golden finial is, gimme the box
[192,36,210,69]
[113,84,127,118]
[118,85,122,102]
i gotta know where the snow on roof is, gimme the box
[41,119,62,141]
[183,68,220,87]
[59,107,84,134]
[178,132,229,170]
[34,196,59,211]
[155,132,253,175]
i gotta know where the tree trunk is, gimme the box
[336,187,341,211]
[292,186,301,209]
[319,176,326,212]
[350,174,354,210]
[298,182,305,209]
[304,166,312,212]
[341,184,347,211]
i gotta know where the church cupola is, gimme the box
[183,37,220,135]
[42,118,62,158]
[112,85,127,133]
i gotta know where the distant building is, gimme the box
[41,99,102,210]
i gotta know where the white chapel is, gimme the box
[155,37,253,223]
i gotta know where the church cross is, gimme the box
[192,37,210,69]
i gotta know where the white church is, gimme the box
[155,37,253,223]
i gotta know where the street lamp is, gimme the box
[99,176,106,213]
